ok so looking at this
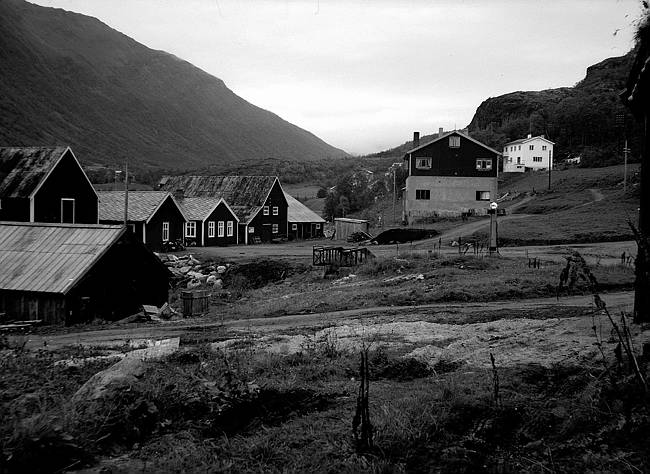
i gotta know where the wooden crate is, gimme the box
[181,290,210,317]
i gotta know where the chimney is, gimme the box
[174,188,184,200]
[413,132,420,148]
[439,127,444,136]
[527,133,532,139]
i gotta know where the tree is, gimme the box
[337,195,350,217]
[323,192,338,221]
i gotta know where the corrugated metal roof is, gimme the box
[160,176,281,224]
[0,147,68,198]
[335,218,368,224]
[177,197,239,222]
[284,192,325,223]
[98,191,175,222]
[0,222,125,294]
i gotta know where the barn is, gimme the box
[0,147,98,224]
[0,222,170,325]
[284,192,325,240]
[177,196,239,246]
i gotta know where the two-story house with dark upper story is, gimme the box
[159,176,288,244]
[98,191,187,251]
[402,130,500,223]
[0,147,98,224]
[176,196,239,246]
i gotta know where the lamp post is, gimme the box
[488,201,498,255]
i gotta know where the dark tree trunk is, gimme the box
[635,114,650,323]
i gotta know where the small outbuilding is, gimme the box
[98,191,187,251]
[284,192,325,240]
[177,197,239,246]
[334,217,370,241]
[0,222,170,324]
[0,147,98,224]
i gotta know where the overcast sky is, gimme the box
[32,0,642,154]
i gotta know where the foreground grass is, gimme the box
[4,337,650,473]
[225,254,634,319]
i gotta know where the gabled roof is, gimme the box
[404,130,501,156]
[160,176,285,224]
[178,197,239,222]
[284,192,325,224]
[98,191,187,223]
[0,222,125,294]
[0,147,98,200]
[504,135,555,147]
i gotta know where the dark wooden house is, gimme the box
[284,192,325,240]
[98,191,187,251]
[177,197,239,246]
[160,176,288,244]
[402,130,500,223]
[0,147,98,224]
[0,222,169,324]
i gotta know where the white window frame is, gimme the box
[162,222,170,241]
[272,223,279,234]
[60,198,76,224]
[292,223,298,231]
[208,221,215,238]
[227,221,234,237]
[316,223,321,230]
[476,191,491,201]
[263,206,269,216]
[248,226,255,233]
[476,159,493,171]
[415,157,432,169]
[415,189,430,200]
[185,221,196,238]
[272,206,279,216]
[449,136,460,148]
[218,221,225,237]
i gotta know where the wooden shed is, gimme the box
[0,222,170,324]
[334,218,370,241]
[284,192,325,240]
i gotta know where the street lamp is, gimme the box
[488,201,498,255]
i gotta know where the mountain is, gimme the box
[0,0,348,173]
[367,51,641,167]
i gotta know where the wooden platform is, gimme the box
[312,246,374,267]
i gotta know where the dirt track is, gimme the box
[22,290,634,350]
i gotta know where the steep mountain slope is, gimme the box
[0,0,347,171]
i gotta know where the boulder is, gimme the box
[217,265,227,274]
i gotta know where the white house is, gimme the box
[502,135,554,173]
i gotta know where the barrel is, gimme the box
[181,290,210,317]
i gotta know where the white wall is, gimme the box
[503,137,553,172]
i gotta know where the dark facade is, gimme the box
[288,222,323,240]
[190,201,238,247]
[145,196,185,251]
[245,180,288,243]
[0,147,98,223]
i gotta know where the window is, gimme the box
[449,136,460,148]
[415,157,432,169]
[292,223,298,231]
[476,191,491,201]
[227,221,234,236]
[185,221,196,238]
[533,156,543,163]
[542,145,547,151]
[208,221,215,238]
[518,145,521,150]
[415,189,430,200]
[476,159,493,171]
[60,198,75,224]
[263,206,269,215]
[272,206,278,216]
[507,157,512,163]
[218,221,225,237]
[316,224,321,229]
[272,223,279,234]
[529,145,534,150]
[162,222,170,241]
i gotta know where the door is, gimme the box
[61,198,75,223]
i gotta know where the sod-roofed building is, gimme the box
[98,191,187,251]
[284,192,325,240]
[177,197,239,246]
[160,176,288,244]
[0,222,169,324]
[0,147,98,224]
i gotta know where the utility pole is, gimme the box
[123,160,129,228]
[392,166,396,225]
[548,149,552,191]
[624,139,630,193]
